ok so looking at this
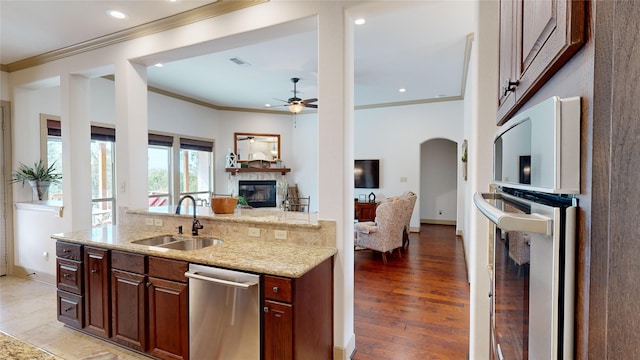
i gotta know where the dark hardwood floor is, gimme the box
[353,224,470,360]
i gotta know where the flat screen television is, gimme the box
[355,159,380,189]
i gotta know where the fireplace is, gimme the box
[238,180,277,208]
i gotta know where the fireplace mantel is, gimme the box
[226,167,291,176]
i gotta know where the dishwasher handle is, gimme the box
[185,270,259,289]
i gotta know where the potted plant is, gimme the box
[10,160,62,200]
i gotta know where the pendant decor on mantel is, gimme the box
[225,151,237,168]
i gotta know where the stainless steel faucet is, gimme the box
[175,195,204,235]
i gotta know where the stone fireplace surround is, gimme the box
[227,172,288,208]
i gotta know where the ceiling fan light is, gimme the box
[288,103,304,114]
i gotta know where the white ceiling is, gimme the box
[0,0,476,112]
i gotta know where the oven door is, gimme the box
[474,191,576,360]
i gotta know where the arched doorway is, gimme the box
[419,138,458,226]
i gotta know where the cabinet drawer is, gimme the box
[111,250,147,273]
[148,257,188,283]
[57,259,83,294]
[57,290,84,329]
[56,241,82,261]
[264,276,292,303]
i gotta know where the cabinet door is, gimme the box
[57,259,83,294]
[497,0,517,118]
[496,0,585,124]
[57,289,84,329]
[148,277,189,360]
[264,300,293,360]
[111,269,147,352]
[84,246,111,338]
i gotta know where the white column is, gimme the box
[318,5,356,359]
[115,60,149,215]
[60,74,92,230]
[468,0,499,358]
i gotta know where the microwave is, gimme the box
[493,96,581,194]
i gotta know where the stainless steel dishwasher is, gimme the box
[185,263,261,359]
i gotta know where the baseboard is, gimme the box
[420,219,456,226]
[11,265,56,285]
[334,333,356,359]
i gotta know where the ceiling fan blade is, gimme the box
[302,98,317,104]
[273,98,289,104]
[304,104,318,109]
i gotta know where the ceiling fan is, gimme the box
[276,78,318,113]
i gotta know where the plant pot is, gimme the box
[28,180,51,201]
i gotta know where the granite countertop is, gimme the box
[51,225,336,278]
[134,205,321,228]
[0,332,61,359]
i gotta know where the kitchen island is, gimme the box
[52,221,336,360]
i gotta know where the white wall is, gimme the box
[354,101,465,231]
[420,139,458,222]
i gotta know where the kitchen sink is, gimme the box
[158,238,223,251]
[132,235,223,251]
[132,235,179,246]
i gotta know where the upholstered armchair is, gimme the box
[355,197,409,263]
[400,191,417,248]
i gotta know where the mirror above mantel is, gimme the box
[234,132,280,162]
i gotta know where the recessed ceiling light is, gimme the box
[107,10,128,19]
[265,104,272,108]
[354,18,366,25]
[154,63,163,68]
[399,88,406,93]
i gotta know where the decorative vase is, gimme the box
[28,180,51,201]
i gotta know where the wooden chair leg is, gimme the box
[381,252,388,264]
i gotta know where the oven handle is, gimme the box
[473,192,552,235]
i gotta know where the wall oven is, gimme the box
[474,96,581,360]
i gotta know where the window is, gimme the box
[179,137,213,206]
[147,135,215,208]
[45,119,116,227]
[46,119,63,200]
[90,126,116,227]
[148,133,173,207]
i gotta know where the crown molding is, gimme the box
[3,0,268,73]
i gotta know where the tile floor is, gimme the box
[0,275,144,359]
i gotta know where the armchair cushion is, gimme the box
[355,221,378,234]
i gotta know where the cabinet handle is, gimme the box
[63,274,70,279]
[272,286,279,293]
[63,249,70,253]
[91,269,97,274]
[263,306,269,313]
[502,79,519,96]
[64,306,73,312]
[146,282,152,288]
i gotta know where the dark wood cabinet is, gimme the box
[355,201,378,222]
[497,0,586,124]
[111,250,148,352]
[262,257,333,360]
[84,246,111,338]
[110,251,188,360]
[147,257,189,360]
[56,242,84,329]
